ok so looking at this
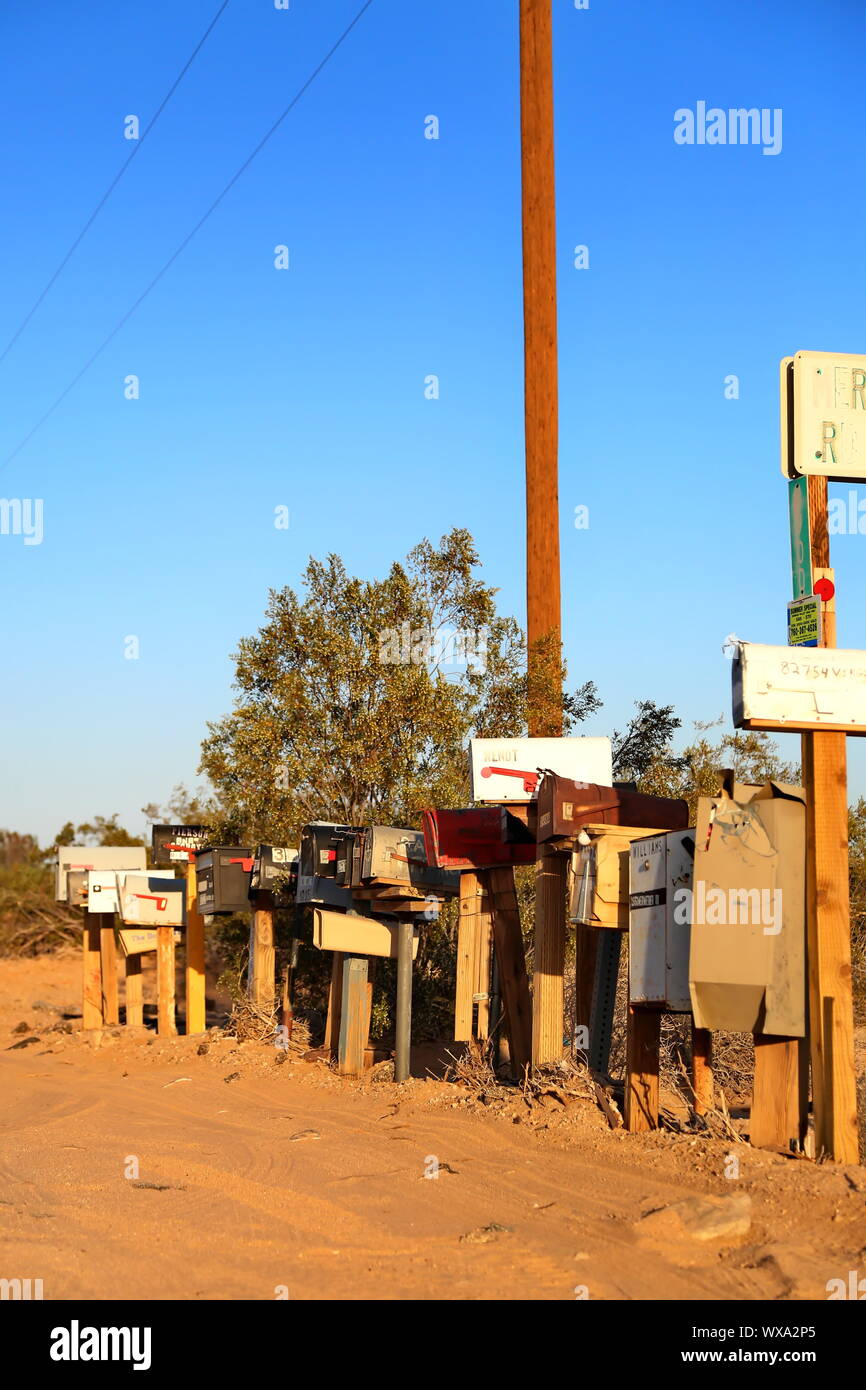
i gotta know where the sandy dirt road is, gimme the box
[1,954,865,1301]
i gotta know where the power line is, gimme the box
[0,0,232,366]
[1,0,375,472]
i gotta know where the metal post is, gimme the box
[588,929,621,1076]
[395,919,414,1083]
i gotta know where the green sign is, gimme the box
[788,477,813,599]
[787,594,821,647]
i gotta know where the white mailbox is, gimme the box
[119,874,186,927]
[733,641,866,735]
[86,868,176,916]
[55,846,146,903]
[469,737,613,803]
[629,831,694,1011]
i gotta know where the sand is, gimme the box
[1,952,864,1301]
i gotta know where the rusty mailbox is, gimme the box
[422,807,536,870]
[537,773,689,843]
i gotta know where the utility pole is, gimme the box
[521,0,561,730]
[520,0,565,1066]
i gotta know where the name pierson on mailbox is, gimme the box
[469,737,613,803]
[151,825,210,866]
[119,874,186,927]
[732,640,866,735]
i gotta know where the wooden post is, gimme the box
[751,1034,801,1149]
[455,873,480,1041]
[482,867,533,1078]
[532,848,567,1065]
[691,1021,713,1116]
[520,0,566,1074]
[185,861,206,1035]
[338,956,367,1077]
[99,917,119,1026]
[801,475,859,1163]
[324,951,344,1057]
[520,0,561,721]
[249,891,275,1012]
[624,1005,661,1132]
[156,926,176,1036]
[82,911,103,1030]
[125,954,143,1028]
[475,893,493,1041]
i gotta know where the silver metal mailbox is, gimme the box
[360,826,460,894]
[55,846,146,903]
[629,831,694,1012]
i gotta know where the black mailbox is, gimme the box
[195,847,254,914]
[250,845,298,905]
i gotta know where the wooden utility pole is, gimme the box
[801,476,859,1162]
[521,0,561,731]
[520,0,565,1067]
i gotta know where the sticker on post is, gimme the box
[787,594,822,648]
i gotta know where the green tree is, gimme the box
[199,529,596,845]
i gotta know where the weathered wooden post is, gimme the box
[82,911,104,1030]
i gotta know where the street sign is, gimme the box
[733,640,866,734]
[788,477,813,598]
[790,350,866,481]
[787,594,821,647]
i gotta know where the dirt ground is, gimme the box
[1,952,865,1302]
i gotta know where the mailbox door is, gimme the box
[212,850,253,913]
[120,875,185,927]
[629,836,668,1003]
[664,832,694,1011]
[195,852,216,915]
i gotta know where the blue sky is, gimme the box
[2,0,865,845]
